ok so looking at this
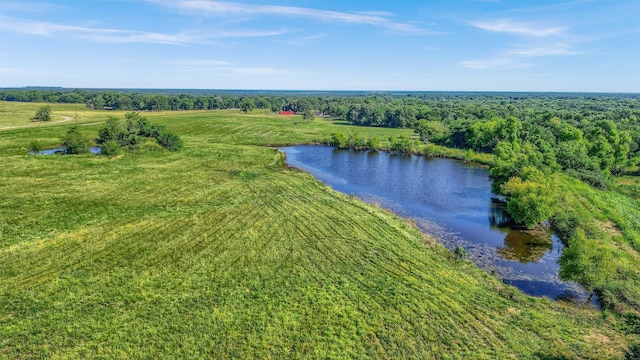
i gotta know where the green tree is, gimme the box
[239,98,256,113]
[97,116,124,144]
[31,105,52,122]
[302,109,314,121]
[490,141,548,191]
[414,119,449,144]
[501,167,557,228]
[61,125,89,154]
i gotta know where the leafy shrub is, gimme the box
[61,125,89,154]
[157,131,183,151]
[31,106,52,122]
[331,132,348,148]
[29,140,43,153]
[566,169,611,190]
[550,210,582,240]
[389,135,412,153]
[100,140,120,156]
[366,136,381,149]
[454,245,467,260]
[97,116,124,144]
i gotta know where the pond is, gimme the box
[35,147,102,155]
[281,145,596,305]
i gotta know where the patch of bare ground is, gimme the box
[595,219,623,237]
[0,115,74,131]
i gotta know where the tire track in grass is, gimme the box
[146,197,257,269]
[137,185,251,268]
[249,175,459,348]
[282,174,437,289]
[243,179,336,286]
[201,194,284,267]
[2,179,233,289]
[259,173,430,297]
[272,171,512,351]
[2,218,170,290]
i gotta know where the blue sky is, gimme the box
[1,0,638,91]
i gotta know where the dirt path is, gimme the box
[0,115,75,131]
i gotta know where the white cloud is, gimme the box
[507,43,586,56]
[172,59,287,75]
[461,43,585,70]
[150,0,439,35]
[0,1,61,13]
[0,15,290,44]
[469,19,565,37]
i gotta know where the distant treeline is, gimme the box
[3,90,640,179]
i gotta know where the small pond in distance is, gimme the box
[35,147,102,155]
[281,145,596,305]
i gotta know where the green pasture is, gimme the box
[0,102,634,358]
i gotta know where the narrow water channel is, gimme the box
[281,145,596,305]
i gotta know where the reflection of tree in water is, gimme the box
[497,230,553,263]
[489,198,513,228]
[488,198,553,263]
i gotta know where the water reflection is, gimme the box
[281,145,595,304]
[497,231,553,263]
[488,199,512,228]
[33,147,102,155]
[488,201,553,263]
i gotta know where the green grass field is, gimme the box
[0,102,634,358]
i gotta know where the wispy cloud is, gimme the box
[0,1,61,13]
[0,15,290,44]
[507,43,586,56]
[274,34,325,46]
[460,58,530,70]
[462,17,584,70]
[150,0,439,35]
[172,59,287,75]
[461,43,584,70]
[469,19,565,37]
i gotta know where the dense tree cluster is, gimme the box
[97,112,183,154]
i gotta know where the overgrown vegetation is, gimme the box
[96,112,183,152]
[61,125,90,154]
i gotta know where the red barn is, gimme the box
[279,110,295,115]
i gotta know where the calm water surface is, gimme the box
[35,147,102,155]
[281,145,594,304]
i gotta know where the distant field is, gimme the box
[0,103,632,358]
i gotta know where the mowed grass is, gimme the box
[0,102,97,129]
[0,104,631,358]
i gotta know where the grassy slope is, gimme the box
[0,102,630,358]
[557,176,640,316]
